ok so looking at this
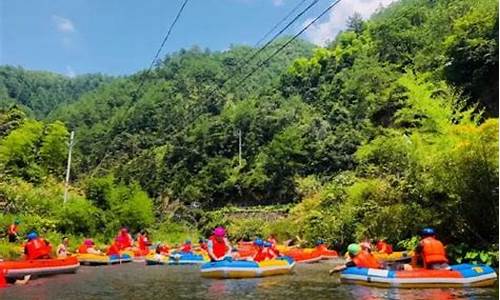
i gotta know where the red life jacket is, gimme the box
[157,245,169,254]
[352,251,381,269]
[253,248,267,262]
[78,244,89,254]
[181,244,192,252]
[116,233,132,249]
[138,236,150,250]
[200,242,208,251]
[107,242,120,256]
[7,224,17,235]
[420,237,448,266]
[209,235,228,259]
[25,238,51,260]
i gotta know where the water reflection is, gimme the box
[0,263,497,300]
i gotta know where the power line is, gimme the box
[230,0,343,93]
[255,0,309,47]
[134,0,189,98]
[206,0,321,99]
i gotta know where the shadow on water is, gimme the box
[0,262,498,300]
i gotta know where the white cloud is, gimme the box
[304,0,395,46]
[272,0,285,6]
[52,15,75,33]
[66,66,76,78]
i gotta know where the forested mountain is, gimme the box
[0,0,497,256]
[0,66,113,118]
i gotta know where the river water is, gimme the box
[1,261,498,300]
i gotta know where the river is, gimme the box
[1,261,498,299]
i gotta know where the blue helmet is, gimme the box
[420,227,436,237]
[27,231,38,241]
[185,240,191,244]
[316,238,324,245]
[254,239,264,247]
[263,241,272,248]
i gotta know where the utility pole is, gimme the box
[64,131,75,204]
[237,129,242,167]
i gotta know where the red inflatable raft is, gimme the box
[0,257,80,279]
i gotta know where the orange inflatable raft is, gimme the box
[282,248,322,263]
[0,256,80,280]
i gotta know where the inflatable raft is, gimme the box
[0,257,80,279]
[340,264,497,288]
[200,257,295,279]
[76,253,132,265]
[145,252,209,265]
[282,248,322,263]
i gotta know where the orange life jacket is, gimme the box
[25,238,51,260]
[209,235,228,259]
[420,237,448,266]
[7,224,17,235]
[78,244,89,254]
[352,250,381,269]
[316,244,327,252]
[376,241,393,254]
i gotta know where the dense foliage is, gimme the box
[0,0,497,261]
[0,66,112,118]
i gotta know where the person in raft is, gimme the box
[315,239,327,251]
[413,227,450,270]
[79,239,102,254]
[116,227,133,250]
[198,238,208,251]
[137,230,151,252]
[253,239,278,262]
[107,239,122,256]
[330,243,382,273]
[376,238,393,254]
[24,231,52,260]
[207,227,232,261]
[56,236,71,258]
[266,234,281,255]
[180,240,193,253]
[7,219,20,243]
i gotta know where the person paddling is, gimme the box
[207,227,232,261]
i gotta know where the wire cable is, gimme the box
[230,0,342,92]
[134,0,189,98]
[206,0,321,99]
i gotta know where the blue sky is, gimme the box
[1,0,394,76]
